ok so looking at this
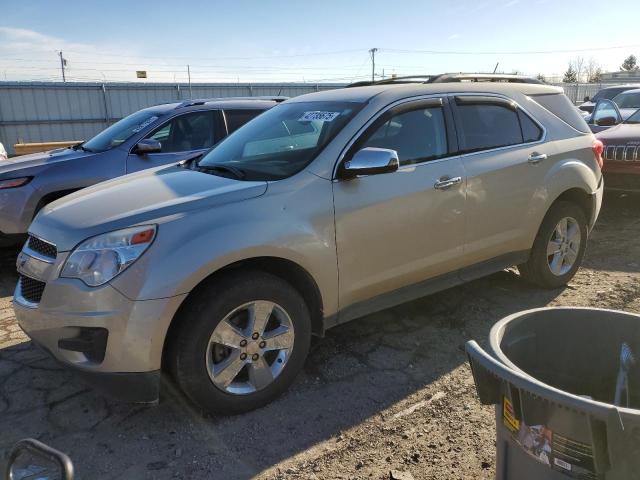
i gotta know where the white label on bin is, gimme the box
[554,458,572,471]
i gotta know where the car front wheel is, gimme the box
[170,271,311,415]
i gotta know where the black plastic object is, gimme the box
[466,307,640,480]
[5,438,74,480]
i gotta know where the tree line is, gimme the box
[560,54,638,84]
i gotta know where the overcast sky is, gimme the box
[1,0,639,83]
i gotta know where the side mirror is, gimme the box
[134,139,161,155]
[595,116,618,127]
[583,96,590,102]
[341,147,399,179]
[6,438,74,480]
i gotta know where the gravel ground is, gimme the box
[1,193,639,480]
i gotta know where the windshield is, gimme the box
[83,110,162,152]
[624,108,640,124]
[198,101,363,180]
[613,91,640,109]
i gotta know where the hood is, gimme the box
[596,123,640,144]
[0,147,93,176]
[30,165,268,251]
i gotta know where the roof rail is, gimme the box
[346,73,543,88]
[428,73,544,84]
[175,96,288,109]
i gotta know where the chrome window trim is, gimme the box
[332,92,548,180]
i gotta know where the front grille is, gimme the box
[27,235,57,259]
[603,144,640,162]
[19,275,46,304]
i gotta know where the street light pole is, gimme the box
[59,51,66,82]
[369,48,378,83]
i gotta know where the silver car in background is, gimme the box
[14,76,603,414]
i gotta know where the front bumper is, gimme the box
[13,255,187,401]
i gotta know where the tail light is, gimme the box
[592,139,604,169]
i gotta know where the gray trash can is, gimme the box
[466,307,640,480]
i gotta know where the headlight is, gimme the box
[0,177,32,189]
[61,225,156,286]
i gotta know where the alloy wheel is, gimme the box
[205,301,295,395]
[546,216,581,276]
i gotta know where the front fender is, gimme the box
[109,173,339,316]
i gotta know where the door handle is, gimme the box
[434,176,462,190]
[528,152,547,164]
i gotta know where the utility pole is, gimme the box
[187,64,192,99]
[493,62,499,74]
[369,48,378,83]
[59,51,66,82]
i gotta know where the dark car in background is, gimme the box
[0,97,281,244]
[596,107,640,193]
[579,84,640,115]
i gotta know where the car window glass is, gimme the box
[147,111,215,153]
[83,110,161,152]
[224,109,264,134]
[518,110,543,143]
[360,107,448,166]
[198,101,363,180]
[613,92,640,109]
[457,104,522,153]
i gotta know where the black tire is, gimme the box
[519,201,588,289]
[169,270,311,415]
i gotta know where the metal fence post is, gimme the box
[101,84,110,126]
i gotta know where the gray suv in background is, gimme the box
[14,76,603,414]
[0,97,281,244]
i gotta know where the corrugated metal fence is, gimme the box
[0,82,344,154]
[0,80,628,154]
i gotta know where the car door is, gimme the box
[589,99,622,133]
[450,94,550,274]
[126,110,224,173]
[333,97,467,313]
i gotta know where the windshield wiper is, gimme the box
[196,163,246,180]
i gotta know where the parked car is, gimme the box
[579,84,640,115]
[14,76,603,414]
[0,97,282,244]
[596,107,640,192]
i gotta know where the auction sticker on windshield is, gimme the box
[132,116,159,133]
[299,111,340,122]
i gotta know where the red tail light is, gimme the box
[592,139,604,169]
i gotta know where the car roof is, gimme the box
[139,97,282,115]
[615,88,640,95]
[287,81,563,105]
[601,84,640,90]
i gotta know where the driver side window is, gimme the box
[358,106,448,166]
[146,111,216,153]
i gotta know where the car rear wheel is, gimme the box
[519,201,588,289]
[170,271,311,415]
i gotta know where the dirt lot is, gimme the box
[1,193,639,480]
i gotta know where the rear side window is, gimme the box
[456,103,522,152]
[518,110,543,143]
[224,109,264,134]
[530,93,590,133]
